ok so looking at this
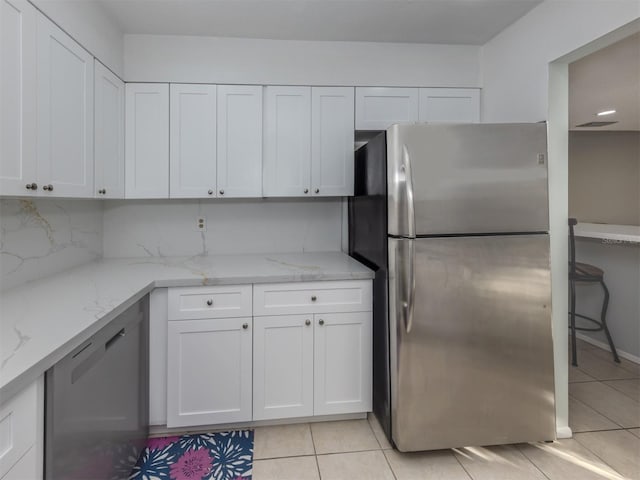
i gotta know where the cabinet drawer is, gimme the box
[253,280,372,316]
[168,285,252,320]
[0,381,38,479]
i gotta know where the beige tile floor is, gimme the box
[251,340,640,479]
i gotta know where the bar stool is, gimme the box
[568,218,620,366]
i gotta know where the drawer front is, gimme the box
[0,381,38,479]
[168,285,252,320]
[253,280,372,316]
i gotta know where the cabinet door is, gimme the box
[253,314,313,420]
[263,86,311,197]
[125,83,169,198]
[170,84,217,198]
[355,87,418,130]
[167,317,252,427]
[216,85,262,197]
[94,60,124,198]
[0,0,37,197]
[314,312,372,415]
[36,14,94,197]
[311,87,354,196]
[419,88,480,123]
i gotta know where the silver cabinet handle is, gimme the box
[25,183,37,190]
[311,296,317,302]
[305,319,311,326]
[206,299,213,306]
[219,189,224,195]
[314,188,320,194]
[43,184,54,191]
[98,188,106,195]
[208,189,213,195]
[318,319,324,326]
[304,188,309,194]
[242,323,248,329]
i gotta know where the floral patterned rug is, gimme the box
[129,430,253,480]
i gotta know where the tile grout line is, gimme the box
[571,432,630,479]
[568,394,626,431]
[451,449,475,480]
[308,423,322,480]
[571,382,640,429]
[602,379,640,402]
[515,443,554,480]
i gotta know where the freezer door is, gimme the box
[387,123,549,236]
[388,234,555,451]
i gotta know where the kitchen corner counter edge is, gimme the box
[0,252,373,401]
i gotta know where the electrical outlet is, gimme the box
[196,217,207,232]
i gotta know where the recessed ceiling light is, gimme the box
[597,110,616,116]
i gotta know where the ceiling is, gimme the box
[98,0,542,45]
[569,32,640,131]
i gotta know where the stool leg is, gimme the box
[599,280,620,363]
[570,280,578,367]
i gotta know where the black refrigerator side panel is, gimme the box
[348,132,391,441]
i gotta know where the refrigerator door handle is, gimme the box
[399,239,415,334]
[401,145,416,238]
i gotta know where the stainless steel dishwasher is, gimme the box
[45,296,149,480]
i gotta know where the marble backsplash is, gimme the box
[0,199,103,291]
[103,198,343,258]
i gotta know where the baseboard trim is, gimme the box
[576,333,640,364]
[556,425,573,439]
[149,412,367,437]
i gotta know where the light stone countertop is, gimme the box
[0,252,373,401]
[574,223,640,244]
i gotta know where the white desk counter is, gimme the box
[574,223,640,244]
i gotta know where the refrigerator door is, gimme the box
[387,123,549,237]
[388,234,555,451]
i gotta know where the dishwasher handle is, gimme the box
[106,328,125,350]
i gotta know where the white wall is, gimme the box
[31,0,124,77]
[124,34,481,86]
[481,1,640,123]
[102,199,343,258]
[0,199,103,290]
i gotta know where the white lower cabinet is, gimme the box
[314,311,372,415]
[0,377,43,480]
[165,280,372,429]
[166,317,253,428]
[253,314,314,420]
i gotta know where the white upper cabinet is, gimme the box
[263,86,312,197]
[125,83,169,198]
[355,87,419,130]
[419,88,480,123]
[216,85,262,198]
[0,0,37,197]
[94,61,124,199]
[263,86,354,197]
[311,87,354,196]
[170,84,217,198]
[36,14,94,197]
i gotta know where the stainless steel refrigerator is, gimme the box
[349,123,555,452]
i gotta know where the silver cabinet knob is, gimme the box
[319,319,324,326]
[98,188,106,195]
[242,323,249,330]
[305,319,311,326]
[206,299,213,306]
[43,184,54,191]
[314,188,319,194]
[219,189,224,195]
[208,189,213,195]
[25,183,37,190]
[304,188,309,194]
[311,296,317,302]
